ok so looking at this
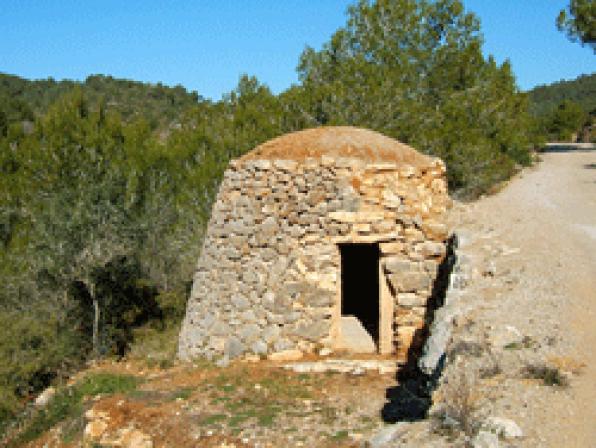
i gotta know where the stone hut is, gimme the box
[179,126,449,364]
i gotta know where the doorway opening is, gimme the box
[340,243,380,350]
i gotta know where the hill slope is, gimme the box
[527,72,596,115]
[0,72,202,131]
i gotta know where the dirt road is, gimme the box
[451,146,596,446]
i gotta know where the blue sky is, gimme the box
[1,1,594,100]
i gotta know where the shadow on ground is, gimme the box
[381,235,457,423]
[541,143,595,153]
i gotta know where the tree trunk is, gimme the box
[91,283,100,359]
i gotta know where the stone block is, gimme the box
[365,162,398,172]
[430,178,447,194]
[354,223,371,233]
[224,337,246,359]
[384,257,415,273]
[239,310,257,322]
[395,309,425,326]
[273,338,294,352]
[224,220,250,236]
[199,312,217,329]
[306,290,335,307]
[292,320,330,342]
[262,291,275,311]
[205,336,224,352]
[422,221,448,240]
[251,340,268,355]
[239,324,261,342]
[404,227,425,242]
[242,270,260,284]
[229,235,248,249]
[328,211,386,223]
[381,189,402,208]
[268,349,304,361]
[306,190,326,206]
[231,295,250,311]
[418,241,446,258]
[260,216,278,237]
[399,165,417,178]
[380,242,404,254]
[389,271,432,293]
[262,324,281,344]
[483,417,523,440]
[252,159,272,170]
[372,220,396,233]
[336,316,376,353]
[335,157,361,168]
[273,159,298,171]
[397,293,427,307]
[320,154,337,166]
[472,431,499,448]
[211,321,232,337]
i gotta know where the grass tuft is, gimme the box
[522,363,569,387]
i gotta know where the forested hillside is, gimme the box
[527,73,596,142]
[0,0,544,435]
[0,73,202,134]
[528,73,596,115]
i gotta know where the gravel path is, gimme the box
[442,147,596,446]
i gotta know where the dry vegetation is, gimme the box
[10,359,395,447]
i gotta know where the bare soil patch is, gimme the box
[24,359,393,447]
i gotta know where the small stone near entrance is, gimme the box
[337,316,376,353]
[280,359,396,375]
[483,416,523,440]
[473,430,500,448]
[268,349,304,361]
[366,423,407,447]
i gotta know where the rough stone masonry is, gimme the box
[178,126,449,363]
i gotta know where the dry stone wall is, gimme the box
[179,154,449,363]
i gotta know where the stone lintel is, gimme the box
[364,162,398,172]
[331,232,401,244]
[328,211,388,223]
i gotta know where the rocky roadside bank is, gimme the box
[366,148,596,447]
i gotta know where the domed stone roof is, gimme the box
[240,126,433,167]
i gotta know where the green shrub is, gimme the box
[7,373,139,446]
[0,311,87,430]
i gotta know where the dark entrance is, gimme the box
[340,243,380,346]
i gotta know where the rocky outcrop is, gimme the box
[84,408,154,448]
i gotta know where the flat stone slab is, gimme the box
[279,359,397,375]
[337,316,377,353]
